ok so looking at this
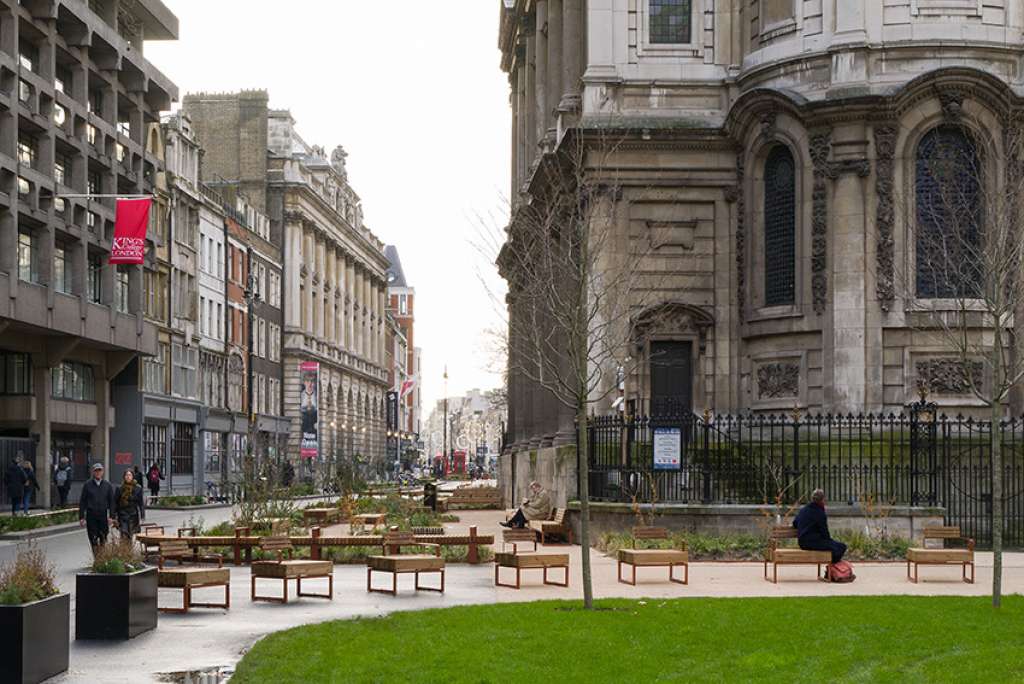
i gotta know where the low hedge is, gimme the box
[0,509,78,534]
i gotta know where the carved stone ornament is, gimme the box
[916,359,984,395]
[874,125,897,309]
[939,89,965,122]
[809,130,832,315]
[633,303,714,354]
[735,152,746,319]
[756,362,800,399]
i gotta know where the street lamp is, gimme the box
[243,257,260,484]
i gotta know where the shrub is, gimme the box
[91,541,146,574]
[0,545,58,605]
[155,495,205,507]
[0,510,78,534]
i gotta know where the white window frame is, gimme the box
[638,0,703,58]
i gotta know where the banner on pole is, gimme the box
[299,361,319,459]
[109,198,152,265]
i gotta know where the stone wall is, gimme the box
[500,445,579,510]
[568,502,945,543]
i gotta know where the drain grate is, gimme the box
[156,666,234,684]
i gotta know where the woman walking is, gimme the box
[146,463,164,504]
[115,470,145,540]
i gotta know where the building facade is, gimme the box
[0,0,177,506]
[183,91,392,483]
[384,245,421,444]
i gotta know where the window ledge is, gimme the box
[746,305,803,323]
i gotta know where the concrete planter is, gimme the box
[0,593,70,684]
[75,567,158,640]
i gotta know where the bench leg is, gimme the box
[158,586,190,614]
[251,576,289,604]
[297,575,333,599]
[965,562,975,584]
[773,563,778,584]
[543,565,569,588]
[189,582,231,610]
[909,562,918,584]
[669,563,688,585]
[414,570,444,593]
[495,564,519,589]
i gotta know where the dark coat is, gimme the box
[793,501,833,550]
[5,463,26,498]
[115,483,145,522]
[78,478,116,520]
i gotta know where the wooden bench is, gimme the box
[907,526,975,584]
[617,527,688,586]
[494,528,569,589]
[349,513,387,534]
[439,486,502,511]
[763,526,832,583]
[250,536,334,603]
[156,539,230,614]
[367,530,445,595]
[302,507,342,525]
[529,508,574,544]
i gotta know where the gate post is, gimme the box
[701,411,712,504]
[909,390,938,506]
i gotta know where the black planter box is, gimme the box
[0,593,70,684]
[76,567,157,640]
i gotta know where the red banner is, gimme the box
[109,198,152,264]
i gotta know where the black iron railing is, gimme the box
[582,410,1024,547]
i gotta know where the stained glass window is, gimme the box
[764,145,796,307]
[915,126,982,298]
[650,0,692,44]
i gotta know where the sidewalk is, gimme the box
[56,509,1023,683]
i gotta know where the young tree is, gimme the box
[487,131,662,609]
[896,120,1024,608]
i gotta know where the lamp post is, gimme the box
[243,256,260,485]
[442,366,448,479]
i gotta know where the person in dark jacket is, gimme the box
[21,461,39,514]
[6,455,27,516]
[793,488,846,564]
[79,463,116,549]
[146,463,164,502]
[115,470,145,539]
[54,456,73,508]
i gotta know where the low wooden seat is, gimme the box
[367,529,446,595]
[617,527,688,586]
[494,528,569,589]
[250,537,334,603]
[439,486,502,511]
[303,507,342,525]
[763,526,832,583]
[157,539,230,614]
[907,526,975,584]
[528,508,573,544]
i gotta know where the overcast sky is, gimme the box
[147,0,511,416]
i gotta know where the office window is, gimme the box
[17,176,30,198]
[399,295,408,315]
[259,318,267,358]
[172,343,198,399]
[204,431,225,476]
[51,361,95,402]
[171,422,194,476]
[117,120,131,138]
[18,230,37,283]
[227,354,244,413]
[18,40,37,72]
[115,266,129,313]
[88,254,102,303]
[142,342,168,394]
[88,170,102,196]
[0,351,33,395]
[55,66,71,94]
[145,270,167,322]
[86,124,97,147]
[18,80,31,104]
[88,90,102,115]
[54,156,68,186]
[217,303,222,340]
[54,244,71,294]
[143,424,166,472]
[764,145,797,307]
[54,197,66,215]
[18,134,37,167]
[87,211,99,234]
[649,0,692,44]
[53,103,67,127]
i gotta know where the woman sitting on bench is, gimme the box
[793,488,846,563]
[501,481,551,529]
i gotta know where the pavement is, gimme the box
[5,505,1021,683]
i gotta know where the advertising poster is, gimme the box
[299,361,319,459]
[653,427,682,470]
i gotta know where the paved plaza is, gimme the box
[2,509,1014,683]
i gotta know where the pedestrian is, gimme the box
[115,470,145,540]
[146,463,164,503]
[21,461,39,514]
[793,488,848,564]
[132,464,144,494]
[53,456,73,508]
[78,463,115,550]
[6,454,27,516]
[500,481,552,529]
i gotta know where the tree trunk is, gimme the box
[991,398,1003,608]
[577,401,594,610]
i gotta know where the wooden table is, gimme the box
[349,513,387,533]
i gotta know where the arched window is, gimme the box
[915,126,982,298]
[764,145,796,306]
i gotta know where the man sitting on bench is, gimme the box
[794,488,846,564]
[501,481,551,529]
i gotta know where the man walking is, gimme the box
[6,455,27,516]
[79,463,115,550]
[53,456,73,508]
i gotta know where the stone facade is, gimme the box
[184,93,391,481]
[498,0,1024,472]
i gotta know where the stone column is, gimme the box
[515,51,526,187]
[363,271,372,360]
[546,0,563,143]
[524,25,536,169]
[559,0,583,114]
[285,221,302,329]
[30,360,51,508]
[829,148,871,413]
[325,248,336,344]
[534,0,548,147]
[346,258,356,353]
[303,230,314,336]
[315,237,326,340]
[509,77,518,200]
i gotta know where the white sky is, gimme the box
[147,0,511,415]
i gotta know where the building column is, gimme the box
[325,248,336,345]
[354,266,365,358]
[515,52,526,188]
[303,230,315,335]
[346,257,356,353]
[534,0,549,150]
[524,24,536,168]
[363,270,372,360]
[546,0,563,143]
[315,237,326,340]
[30,360,51,508]
[285,221,303,329]
[378,284,387,366]
[559,0,583,114]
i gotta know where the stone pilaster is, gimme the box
[559,0,583,114]
[534,0,548,147]
[546,0,563,144]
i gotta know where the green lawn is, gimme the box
[232,596,1024,683]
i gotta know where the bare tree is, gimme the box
[483,131,664,609]
[895,120,1024,608]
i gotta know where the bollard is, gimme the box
[311,526,321,560]
[468,525,480,564]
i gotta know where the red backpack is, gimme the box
[828,560,856,583]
